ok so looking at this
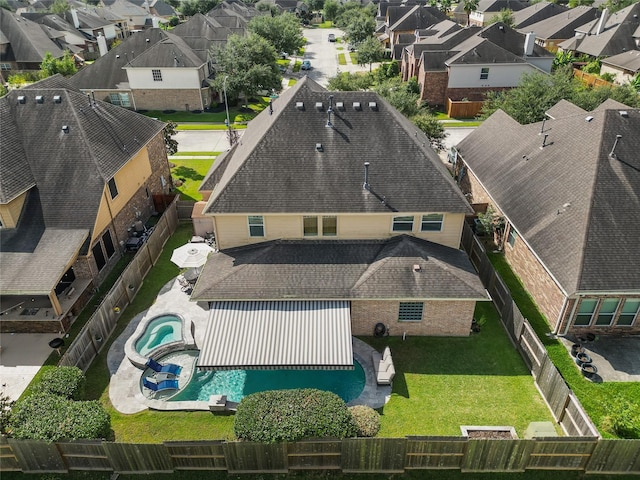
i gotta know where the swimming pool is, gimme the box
[170,361,366,404]
[135,314,183,357]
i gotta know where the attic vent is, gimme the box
[585,116,593,122]
[36,95,44,104]
[116,54,120,58]
[62,125,70,133]
[53,95,62,103]
[315,102,324,111]
[17,96,26,104]
[413,264,421,272]
[336,101,345,110]
[295,101,304,110]
[353,102,361,110]
[316,143,323,152]
[368,101,378,111]
[619,110,628,117]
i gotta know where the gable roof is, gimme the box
[520,5,598,41]
[191,236,489,301]
[475,0,528,14]
[202,76,472,215]
[170,13,236,61]
[0,9,64,63]
[124,32,204,68]
[389,5,448,32]
[601,49,640,73]
[456,102,640,294]
[512,1,569,29]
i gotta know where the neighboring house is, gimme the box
[600,49,640,85]
[0,9,65,74]
[512,1,568,30]
[96,0,154,31]
[70,15,233,111]
[122,0,179,22]
[453,0,528,27]
[206,0,260,30]
[0,75,171,334]
[558,4,640,58]
[187,77,490,371]
[401,21,554,108]
[61,8,120,44]
[383,5,447,56]
[517,5,598,52]
[21,12,98,61]
[453,99,640,335]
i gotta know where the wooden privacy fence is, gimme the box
[460,224,600,438]
[176,200,195,221]
[446,98,484,119]
[2,436,639,474]
[573,69,614,88]
[58,198,179,372]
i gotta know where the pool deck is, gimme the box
[107,277,391,414]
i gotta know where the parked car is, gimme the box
[301,60,311,70]
[328,34,336,42]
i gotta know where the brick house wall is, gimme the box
[351,300,475,336]
[420,70,449,106]
[132,88,209,111]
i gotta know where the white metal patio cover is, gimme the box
[198,301,353,370]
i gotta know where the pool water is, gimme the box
[170,361,366,403]
[135,315,182,356]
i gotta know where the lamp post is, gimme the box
[222,75,238,147]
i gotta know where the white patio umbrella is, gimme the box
[170,242,214,274]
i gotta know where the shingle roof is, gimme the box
[520,6,598,41]
[602,49,640,73]
[191,236,489,301]
[61,8,112,30]
[389,5,447,32]
[512,1,569,29]
[203,77,472,215]
[0,9,64,63]
[456,103,640,294]
[125,32,204,68]
[544,98,586,119]
[476,0,528,13]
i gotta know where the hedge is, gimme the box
[349,405,380,437]
[35,366,85,400]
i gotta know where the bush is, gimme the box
[601,397,640,438]
[10,393,110,442]
[36,366,85,399]
[234,389,357,442]
[349,405,380,437]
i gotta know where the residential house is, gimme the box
[453,0,528,27]
[382,5,447,57]
[61,8,120,45]
[600,49,640,85]
[512,1,569,30]
[517,5,598,52]
[96,0,154,32]
[120,0,179,22]
[21,12,98,61]
[187,77,489,370]
[453,99,640,335]
[206,0,260,30]
[0,75,171,333]
[401,21,554,108]
[558,4,640,59]
[0,9,65,74]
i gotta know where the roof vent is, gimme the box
[53,95,62,103]
[295,101,304,110]
[36,95,44,104]
[316,143,323,152]
[353,102,361,110]
[17,96,26,104]
[368,101,378,111]
[315,102,324,111]
[116,54,120,58]
[585,116,593,122]
[62,125,70,133]
[619,110,628,117]
[336,101,344,110]
[413,264,421,272]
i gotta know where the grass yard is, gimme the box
[349,52,358,64]
[288,78,297,86]
[487,251,640,438]
[338,53,347,65]
[171,151,220,157]
[176,123,247,131]
[143,98,270,124]
[170,158,216,201]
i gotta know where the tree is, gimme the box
[327,71,374,91]
[568,0,594,6]
[180,0,219,16]
[428,0,452,14]
[255,0,278,15]
[211,34,281,106]
[356,37,384,72]
[343,10,375,45]
[323,0,339,21]
[305,0,324,11]
[487,9,514,27]
[462,0,479,26]
[248,13,305,56]
[373,77,420,117]
[411,112,447,152]
[50,0,70,14]
[40,50,77,78]
[164,121,179,156]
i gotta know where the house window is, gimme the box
[109,93,131,107]
[152,69,163,81]
[421,214,443,232]
[618,299,640,326]
[480,67,490,80]
[107,178,118,199]
[507,228,518,248]
[595,299,619,326]
[322,216,337,236]
[92,242,106,271]
[392,215,414,232]
[575,299,597,326]
[102,230,116,259]
[248,215,264,237]
[0,63,11,71]
[399,302,423,322]
[303,216,318,236]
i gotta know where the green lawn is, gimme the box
[170,158,216,201]
[176,123,247,131]
[487,251,640,438]
[171,151,220,157]
[143,98,270,124]
[288,78,297,87]
[349,52,358,64]
[338,53,347,65]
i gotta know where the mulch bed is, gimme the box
[467,430,515,439]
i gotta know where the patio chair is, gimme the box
[143,377,179,392]
[146,357,182,375]
[177,275,192,294]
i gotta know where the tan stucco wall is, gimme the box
[351,300,475,336]
[213,212,465,250]
[0,193,27,228]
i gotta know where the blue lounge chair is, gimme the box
[143,377,179,392]
[146,358,182,375]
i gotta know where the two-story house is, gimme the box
[189,77,489,370]
[0,76,171,333]
[453,99,640,336]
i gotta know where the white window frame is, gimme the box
[248,215,264,237]
[507,227,518,248]
[617,299,640,326]
[398,302,423,322]
[421,214,443,232]
[392,215,414,232]
[595,299,620,326]
[480,67,489,80]
[575,298,597,326]
[303,216,318,237]
[322,216,337,236]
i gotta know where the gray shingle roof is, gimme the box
[203,77,472,215]
[518,5,598,41]
[512,1,569,29]
[476,0,527,13]
[601,49,640,73]
[0,9,64,63]
[389,5,448,32]
[125,33,204,68]
[191,236,489,301]
[456,103,640,294]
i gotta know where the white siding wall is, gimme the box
[448,63,538,88]
[125,68,202,89]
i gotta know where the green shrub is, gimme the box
[601,397,640,439]
[349,405,380,437]
[234,389,357,442]
[36,366,85,399]
[10,393,110,442]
